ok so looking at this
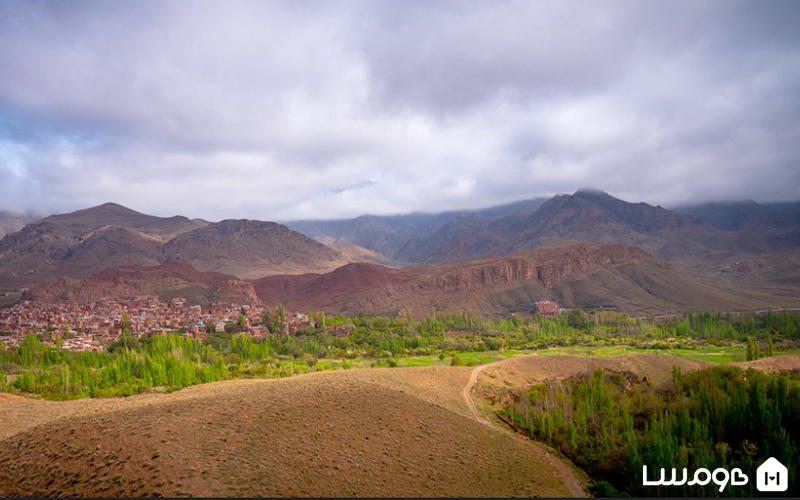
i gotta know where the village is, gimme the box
[0,296,317,352]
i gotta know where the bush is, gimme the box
[450,356,465,367]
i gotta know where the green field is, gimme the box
[322,349,538,369]
[313,346,800,371]
[536,345,800,363]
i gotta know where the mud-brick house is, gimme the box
[534,300,560,320]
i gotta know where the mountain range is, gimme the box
[0,203,347,285]
[2,191,800,316]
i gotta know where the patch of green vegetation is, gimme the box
[2,308,799,399]
[539,345,749,362]
[502,365,800,497]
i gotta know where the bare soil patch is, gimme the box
[0,368,570,498]
[731,354,800,373]
[471,354,708,405]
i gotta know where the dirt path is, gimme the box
[464,364,588,498]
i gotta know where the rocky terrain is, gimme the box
[0,204,350,286]
[0,211,41,239]
[161,219,347,279]
[3,192,800,316]
[23,262,259,307]
[394,190,770,268]
[252,242,795,318]
[286,198,546,261]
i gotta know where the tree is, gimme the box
[261,308,282,335]
[205,321,217,334]
[279,303,286,324]
[747,336,761,361]
[238,313,247,332]
[767,338,775,357]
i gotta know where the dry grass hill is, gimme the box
[3,354,797,497]
[0,366,573,498]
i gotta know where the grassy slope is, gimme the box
[0,367,570,498]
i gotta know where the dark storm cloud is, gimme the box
[0,0,799,220]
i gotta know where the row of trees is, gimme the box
[0,332,309,398]
[502,365,800,497]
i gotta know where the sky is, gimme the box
[1,1,799,222]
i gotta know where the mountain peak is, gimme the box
[48,202,145,222]
[574,187,609,197]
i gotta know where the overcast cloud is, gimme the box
[1,0,799,221]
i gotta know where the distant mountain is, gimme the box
[394,213,502,263]
[162,219,348,279]
[0,210,42,239]
[0,203,207,283]
[285,212,469,259]
[0,203,349,286]
[252,242,793,318]
[672,200,800,231]
[393,190,768,269]
[764,201,800,214]
[285,198,546,260]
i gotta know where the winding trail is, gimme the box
[463,364,588,498]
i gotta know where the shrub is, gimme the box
[450,356,465,367]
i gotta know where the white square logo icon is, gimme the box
[757,457,788,492]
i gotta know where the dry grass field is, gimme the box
[2,353,797,498]
[470,353,711,405]
[0,367,572,498]
[730,354,800,373]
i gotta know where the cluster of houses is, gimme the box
[0,295,562,352]
[533,300,561,320]
[0,295,331,352]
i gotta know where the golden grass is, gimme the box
[0,368,570,498]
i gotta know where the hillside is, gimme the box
[162,219,348,279]
[2,354,795,497]
[22,262,258,307]
[673,200,800,231]
[0,210,41,239]
[396,190,770,268]
[471,354,713,407]
[286,212,469,259]
[0,203,208,283]
[252,242,795,318]
[0,367,573,498]
[0,204,355,287]
[286,198,546,260]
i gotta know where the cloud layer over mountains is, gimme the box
[1,1,799,220]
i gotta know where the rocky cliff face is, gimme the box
[409,243,654,292]
[252,242,678,317]
[23,263,258,306]
[218,279,259,304]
